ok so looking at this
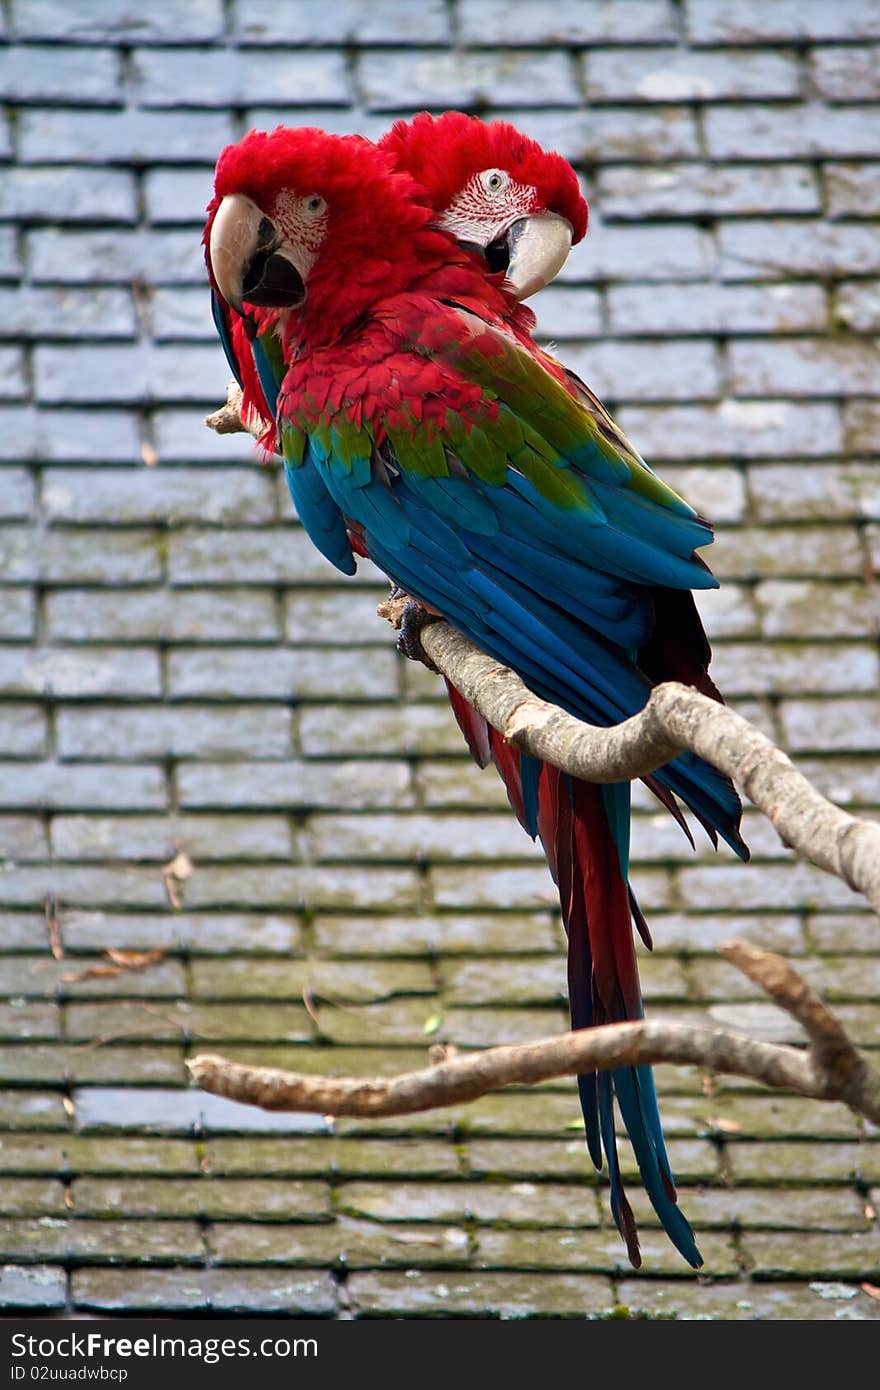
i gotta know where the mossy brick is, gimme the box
[462,1137,719,1184]
[0,813,47,859]
[203,1044,432,1079]
[440,1091,587,1140]
[0,766,167,817]
[72,1176,331,1222]
[300,704,464,761]
[711,643,878,698]
[615,1277,878,1320]
[711,525,864,581]
[626,1184,869,1233]
[202,1136,337,1179]
[0,1000,60,1040]
[678,860,859,913]
[826,163,880,217]
[474,1226,737,1277]
[0,1092,67,1132]
[61,1135,199,1176]
[284,589,397,647]
[65,998,313,1045]
[758,577,875,641]
[211,1267,338,1314]
[207,1215,457,1270]
[66,1045,186,1087]
[189,957,434,1003]
[429,865,560,913]
[27,529,161,585]
[793,757,880,808]
[747,463,879,524]
[0,1263,66,1309]
[311,911,559,956]
[339,1180,603,1228]
[808,914,880,953]
[745,1229,880,1280]
[166,524,372,586]
[70,1218,204,1263]
[313,996,450,1048]
[61,959,187,1002]
[438,957,568,1008]
[0,1179,66,1216]
[62,910,303,955]
[0,1134,69,1174]
[563,339,720,402]
[52,812,294,863]
[0,1047,69,1085]
[661,1092,861,1141]
[349,1268,616,1318]
[438,1005,569,1052]
[72,1262,335,1314]
[727,1141,880,1185]
[177,759,413,813]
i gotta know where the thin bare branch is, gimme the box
[187,940,880,1128]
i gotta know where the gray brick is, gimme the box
[561,339,719,401]
[152,409,257,463]
[845,402,880,455]
[133,46,350,108]
[312,911,557,956]
[62,910,302,954]
[729,338,880,397]
[706,104,880,162]
[35,344,227,405]
[0,287,135,339]
[0,115,10,162]
[186,864,419,911]
[812,46,880,102]
[46,588,280,644]
[0,865,168,908]
[167,525,371,586]
[618,401,842,460]
[300,703,462,757]
[74,1086,329,1134]
[835,280,880,333]
[143,168,214,226]
[360,49,580,111]
[1,167,137,226]
[530,287,602,339]
[0,407,141,462]
[780,698,880,753]
[609,281,827,336]
[679,860,859,912]
[659,465,745,522]
[178,758,413,810]
[502,106,700,164]
[694,583,759,638]
[709,642,879,696]
[0,762,166,811]
[563,222,712,283]
[56,704,292,760]
[710,525,864,580]
[0,45,120,103]
[0,816,48,860]
[43,468,275,525]
[11,0,225,42]
[19,109,236,165]
[756,580,876,639]
[15,529,162,585]
[309,812,542,864]
[0,1264,66,1309]
[459,0,676,44]
[285,588,392,645]
[167,645,398,700]
[29,229,206,286]
[0,706,47,758]
[584,46,801,102]
[718,220,880,279]
[149,287,214,341]
[52,813,292,862]
[599,163,819,219]
[0,228,19,280]
[0,589,35,639]
[747,464,880,522]
[0,646,161,699]
[431,863,563,912]
[687,0,880,44]
[237,0,451,44]
[0,469,35,520]
[0,350,27,402]
[825,163,880,218]
[796,756,880,807]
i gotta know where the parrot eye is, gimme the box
[480,169,509,195]
[304,194,326,216]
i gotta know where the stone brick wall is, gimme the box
[0,0,878,1317]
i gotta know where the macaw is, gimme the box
[204,123,748,1269]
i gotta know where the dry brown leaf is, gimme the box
[860,1283,880,1301]
[63,949,164,983]
[62,1097,75,1118]
[43,895,64,961]
[707,1116,742,1134]
[865,1202,876,1221]
[63,1188,74,1210]
[162,849,194,909]
[140,441,158,468]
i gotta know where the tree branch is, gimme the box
[187,939,880,1126]
[377,611,880,916]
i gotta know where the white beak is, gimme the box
[506,210,573,301]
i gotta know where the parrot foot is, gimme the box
[397,599,441,673]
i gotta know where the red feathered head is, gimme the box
[380,111,588,299]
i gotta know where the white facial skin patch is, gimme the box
[439,169,537,246]
[271,189,329,278]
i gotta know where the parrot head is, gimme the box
[380,111,588,300]
[205,124,447,341]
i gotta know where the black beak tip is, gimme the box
[241,251,306,309]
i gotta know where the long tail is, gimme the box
[445,680,702,1269]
